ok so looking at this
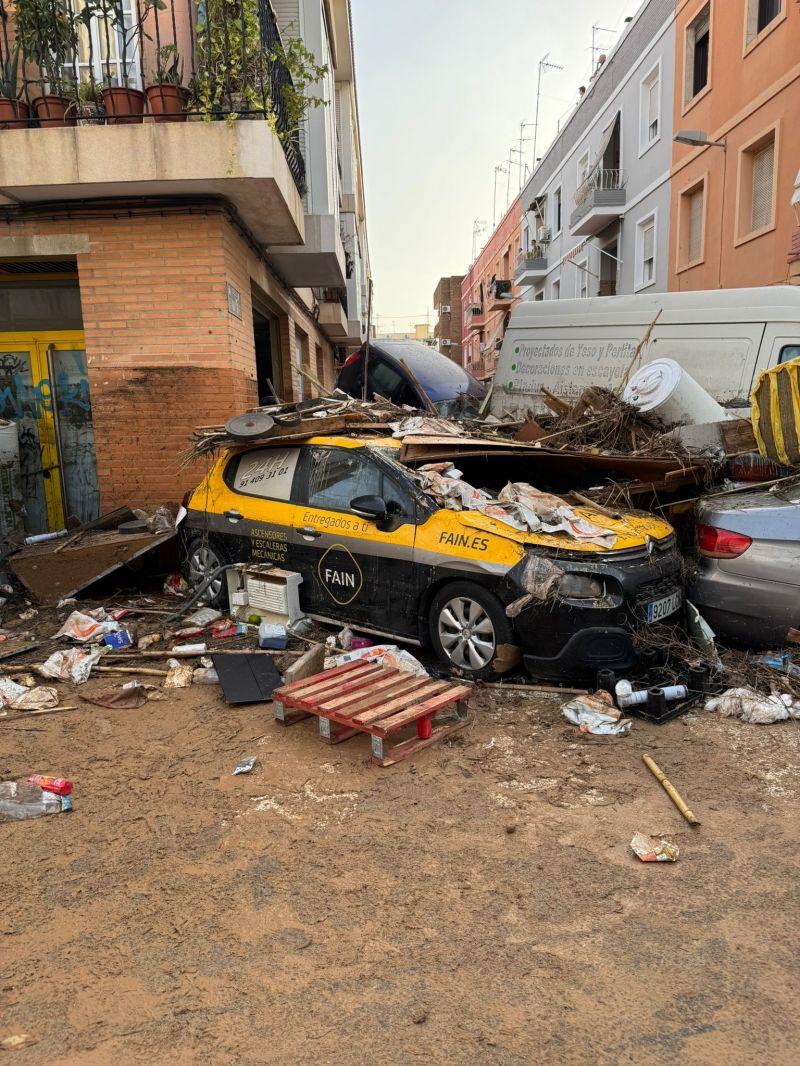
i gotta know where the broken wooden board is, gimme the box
[10,527,175,604]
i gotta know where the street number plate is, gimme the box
[646,590,683,623]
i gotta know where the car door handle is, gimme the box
[224,509,243,522]
[296,525,321,539]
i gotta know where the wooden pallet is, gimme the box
[272,660,472,766]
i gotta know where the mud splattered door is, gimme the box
[0,332,100,535]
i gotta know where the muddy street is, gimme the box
[2,679,799,1064]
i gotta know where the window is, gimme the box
[779,345,800,365]
[71,0,142,88]
[553,186,562,234]
[552,278,561,300]
[367,358,418,407]
[228,448,300,500]
[304,448,382,512]
[750,138,775,231]
[679,182,705,268]
[747,0,782,43]
[636,214,657,289]
[575,260,589,299]
[685,4,711,104]
[640,63,661,151]
[577,151,590,185]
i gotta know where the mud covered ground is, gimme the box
[2,664,800,1064]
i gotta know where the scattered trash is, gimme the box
[630,832,680,863]
[192,666,220,685]
[6,686,58,712]
[259,621,288,649]
[56,610,120,642]
[102,629,133,649]
[562,692,632,736]
[211,623,248,639]
[232,755,258,776]
[211,652,282,705]
[138,632,162,650]
[324,643,428,676]
[79,684,154,710]
[163,574,189,598]
[642,754,700,826]
[618,685,688,708]
[705,687,799,724]
[27,774,73,796]
[350,636,373,650]
[38,646,105,684]
[18,608,38,622]
[57,597,77,608]
[0,779,72,821]
[0,1033,38,1051]
[184,606,223,627]
[164,659,194,689]
[171,643,207,655]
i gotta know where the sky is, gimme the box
[351,0,643,334]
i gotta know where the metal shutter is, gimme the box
[751,140,775,231]
[688,187,704,262]
[648,77,659,139]
[642,221,655,281]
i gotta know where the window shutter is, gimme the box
[643,222,655,263]
[648,78,659,137]
[688,188,704,262]
[751,140,775,231]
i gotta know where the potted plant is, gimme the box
[146,43,188,122]
[14,0,76,127]
[71,79,103,125]
[0,46,29,130]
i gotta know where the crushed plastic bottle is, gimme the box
[27,774,73,796]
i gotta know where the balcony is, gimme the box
[317,288,353,341]
[487,278,515,311]
[0,1,306,246]
[515,245,549,286]
[570,170,627,237]
[269,213,347,287]
[464,303,486,332]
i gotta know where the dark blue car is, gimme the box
[336,339,487,417]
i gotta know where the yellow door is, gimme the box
[0,331,93,535]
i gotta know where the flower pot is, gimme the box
[32,94,76,128]
[100,86,145,125]
[0,98,30,131]
[146,83,189,123]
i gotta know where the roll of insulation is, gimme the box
[0,420,23,538]
[623,358,732,426]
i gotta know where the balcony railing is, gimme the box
[0,0,305,193]
[570,169,627,235]
[464,302,485,331]
[574,168,627,207]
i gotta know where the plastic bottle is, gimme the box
[27,774,73,796]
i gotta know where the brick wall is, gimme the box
[0,208,336,510]
[433,275,464,363]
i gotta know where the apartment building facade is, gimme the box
[669,0,800,291]
[0,0,370,536]
[516,0,676,303]
[461,197,522,380]
[432,275,464,363]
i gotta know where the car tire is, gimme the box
[428,581,514,681]
[184,535,229,609]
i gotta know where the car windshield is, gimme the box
[434,395,483,418]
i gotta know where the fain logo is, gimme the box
[317,543,363,606]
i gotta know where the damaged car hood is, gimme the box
[457,507,674,554]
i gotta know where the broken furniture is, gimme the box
[271,660,472,766]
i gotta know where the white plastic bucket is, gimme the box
[623,358,732,425]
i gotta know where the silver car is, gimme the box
[690,479,800,646]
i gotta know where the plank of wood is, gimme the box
[324,677,435,722]
[290,666,393,709]
[787,628,800,646]
[720,418,757,456]
[351,681,450,726]
[276,659,368,696]
[540,387,571,416]
[373,686,472,736]
[317,673,424,714]
[0,705,79,722]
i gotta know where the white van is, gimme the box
[491,287,800,417]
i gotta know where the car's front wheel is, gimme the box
[184,535,229,608]
[428,581,514,680]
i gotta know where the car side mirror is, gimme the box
[350,495,388,523]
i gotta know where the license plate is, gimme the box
[646,590,682,623]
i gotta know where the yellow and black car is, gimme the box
[183,434,683,681]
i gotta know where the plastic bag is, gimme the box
[324,643,427,676]
[630,832,679,863]
[0,779,70,822]
[38,646,105,684]
[705,687,799,724]
[562,692,632,736]
[56,610,120,642]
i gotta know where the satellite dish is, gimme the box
[225,412,275,441]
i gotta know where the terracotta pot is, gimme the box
[0,98,30,131]
[100,86,145,125]
[32,94,76,128]
[146,83,189,122]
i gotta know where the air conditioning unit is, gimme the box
[440,304,451,314]
[441,338,453,347]
[537,226,551,242]
[226,565,303,624]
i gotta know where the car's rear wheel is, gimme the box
[429,581,514,680]
[184,535,228,608]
